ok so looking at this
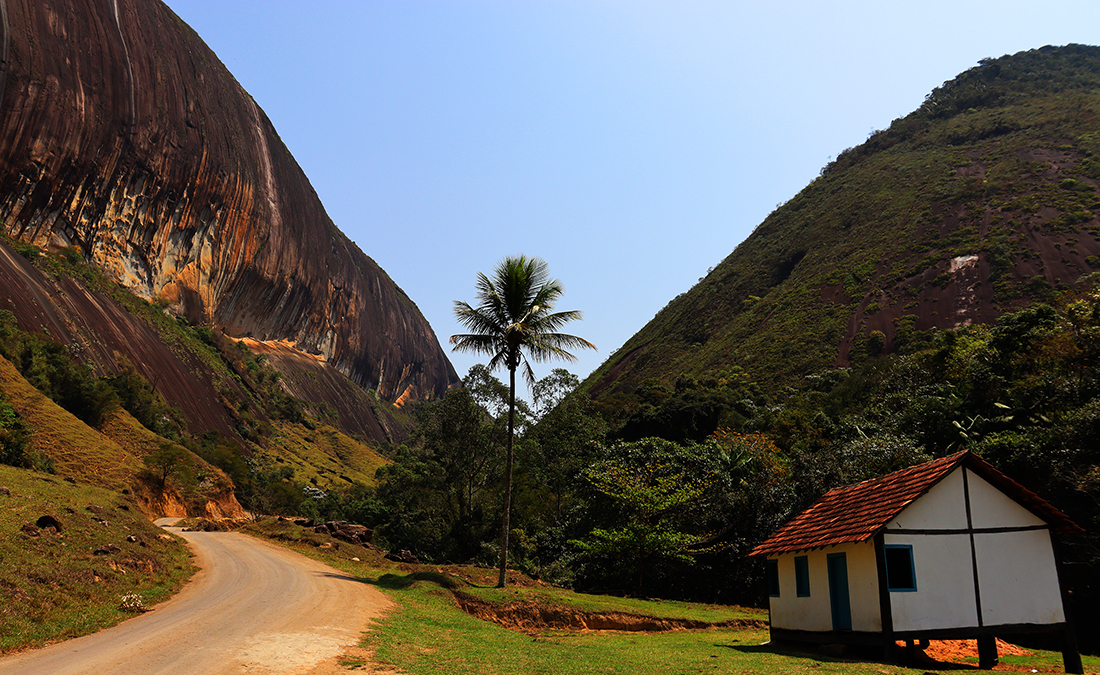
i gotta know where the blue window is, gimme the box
[795,555,810,597]
[766,558,780,597]
[884,544,917,592]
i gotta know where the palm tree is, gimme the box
[451,255,595,587]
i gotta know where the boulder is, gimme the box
[36,514,63,532]
[385,549,420,565]
[333,524,373,546]
[316,520,374,546]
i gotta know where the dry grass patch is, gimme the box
[265,421,388,489]
[0,357,139,489]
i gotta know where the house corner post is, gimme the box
[1050,535,1083,674]
[1060,626,1083,675]
[873,533,895,664]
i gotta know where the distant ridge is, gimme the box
[584,45,1100,401]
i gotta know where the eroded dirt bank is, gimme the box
[453,591,766,633]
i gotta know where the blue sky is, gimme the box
[166,1,1100,399]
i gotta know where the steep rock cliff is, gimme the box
[0,0,458,406]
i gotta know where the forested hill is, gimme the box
[583,44,1100,406]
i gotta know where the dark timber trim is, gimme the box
[771,623,1075,671]
[873,533,894,664]
[885,524,1049,536]
[977,634,998,670]
[962,468,985,628]
[771,622,1071,645]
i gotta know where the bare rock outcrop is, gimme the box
[0,0,458,407]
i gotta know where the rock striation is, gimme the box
[0,0,458,405]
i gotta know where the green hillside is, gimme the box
[584,45,1100,409]
[0,241,392,519]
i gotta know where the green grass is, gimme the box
[336,654,370,670]
[0,465,195,653]
[241,518,1100,674]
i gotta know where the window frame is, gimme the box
[766,558,780,597]
[794,555,810,597]
[884,544,918,592]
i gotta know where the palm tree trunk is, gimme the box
[497,365,517,588]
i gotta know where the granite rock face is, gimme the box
[0,0,458,405]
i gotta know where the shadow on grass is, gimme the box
[319,570,462,591]
[716,642,979,671]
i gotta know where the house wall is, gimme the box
[769,541,881,633]
[883,531,977,631]
[967,472,1045,528]
[882,467,1064,632]
[887,467,969,530]
[975,528,1064,625]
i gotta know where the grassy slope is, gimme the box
[18,247,395,487]
[242,519,1100,675]
[263,420,389,488]
[0,465,194,653]
[100,408,238,507]
[0,356,140,490]
[0,354,234,499]
[4,243,393,499]
[584,45,1100,401]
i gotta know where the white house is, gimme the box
[750,450,1083,673]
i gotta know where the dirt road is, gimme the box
[0,520,393,674]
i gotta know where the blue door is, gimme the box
[827,552,852,631]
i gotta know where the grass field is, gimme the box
[241,518,1100,674]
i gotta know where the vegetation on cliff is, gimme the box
[337,48,1100,652]
[4,18,1100,663]
[584,45,1100,406]
[0,0,459,407]
[0,242,390,520]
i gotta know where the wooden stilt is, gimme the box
[1061,625,1083,674]
[977,634,998,670]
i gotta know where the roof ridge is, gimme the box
[814,449,966,497]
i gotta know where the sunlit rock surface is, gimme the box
[0,0,458,410]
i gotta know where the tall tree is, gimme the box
[451,255,595,587]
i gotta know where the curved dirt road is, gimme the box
[0,521,392,675]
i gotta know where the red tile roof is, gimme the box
[749,450,1080,557]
